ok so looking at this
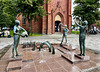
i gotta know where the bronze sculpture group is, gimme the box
[59,16,88,56]
[12,16,88,58]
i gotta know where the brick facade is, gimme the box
[17,0,72,34]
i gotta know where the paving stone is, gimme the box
[6,61,22,71]
[52,67,67,72]
[63,65,81,72]
[22,51,33,62]
[47,62,61,70]
[22,62,36,72]
[0,65,7,72]
[8,70,21,72]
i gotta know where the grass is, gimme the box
[72,31,80,34]
[28,33,42,36]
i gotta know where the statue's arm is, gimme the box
[20,27,27,33]
[67,28,69,33]
[62,27,64,30]
[75,21,81,27]
[59,23,64,29]
[20,26,28,35]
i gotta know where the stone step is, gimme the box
[75,54,90,60]
[6,60,22,71]
[60,44,76,51]
[61,53,90,64]
[57,47,68,54]
[9,58,22,62]
[61,53,80,64]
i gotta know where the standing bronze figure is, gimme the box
[12,20,28,58]
[75,17,88,56]
[60,23,69,45]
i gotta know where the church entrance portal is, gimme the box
[55,21,61,32]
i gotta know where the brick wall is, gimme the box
[18,0,72,34]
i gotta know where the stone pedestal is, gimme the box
[75,54,90,61]
[61,53,90,64]
[61,53,80,64]
[6,61,22,71]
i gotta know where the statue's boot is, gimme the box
[78,54,83,56]
[12,55,17,58]
[83,53,85,56]
[16,54,21,56]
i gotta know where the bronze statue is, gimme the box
[75,17,88,56]
[60,23,69,45]
[12,20,28,58]
[39,41,51,52]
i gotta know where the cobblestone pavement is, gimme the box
[0,33,100,51]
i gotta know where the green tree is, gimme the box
[0,0,16,30]
[73,0,100,28]
[15,0,51,34]
[96,21,100,26]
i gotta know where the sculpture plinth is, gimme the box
[61,53,90,64]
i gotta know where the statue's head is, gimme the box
[82,20,88,26]
[64,25,67,28]
[15,20,20,26]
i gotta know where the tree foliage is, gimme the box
[73,0,100,27]
[0,0,16,30]
[14,0,51,33]
[96,21,100,26]
[0,0,51,31]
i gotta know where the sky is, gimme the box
[71,0,76,24]
[71,0,75,14]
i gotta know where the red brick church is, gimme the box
[17,0,72,34]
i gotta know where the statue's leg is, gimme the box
[61,35,64,44]
[79,39,83,56]
[15,36,20,56]
[12,36,17,58]
[65,35,67,44]
[83,40,85,56]
[12,43,17,58]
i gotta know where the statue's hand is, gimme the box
[25,34,28,37]
[21,34,25,37]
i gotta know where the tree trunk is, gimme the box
[28,19,32,36]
